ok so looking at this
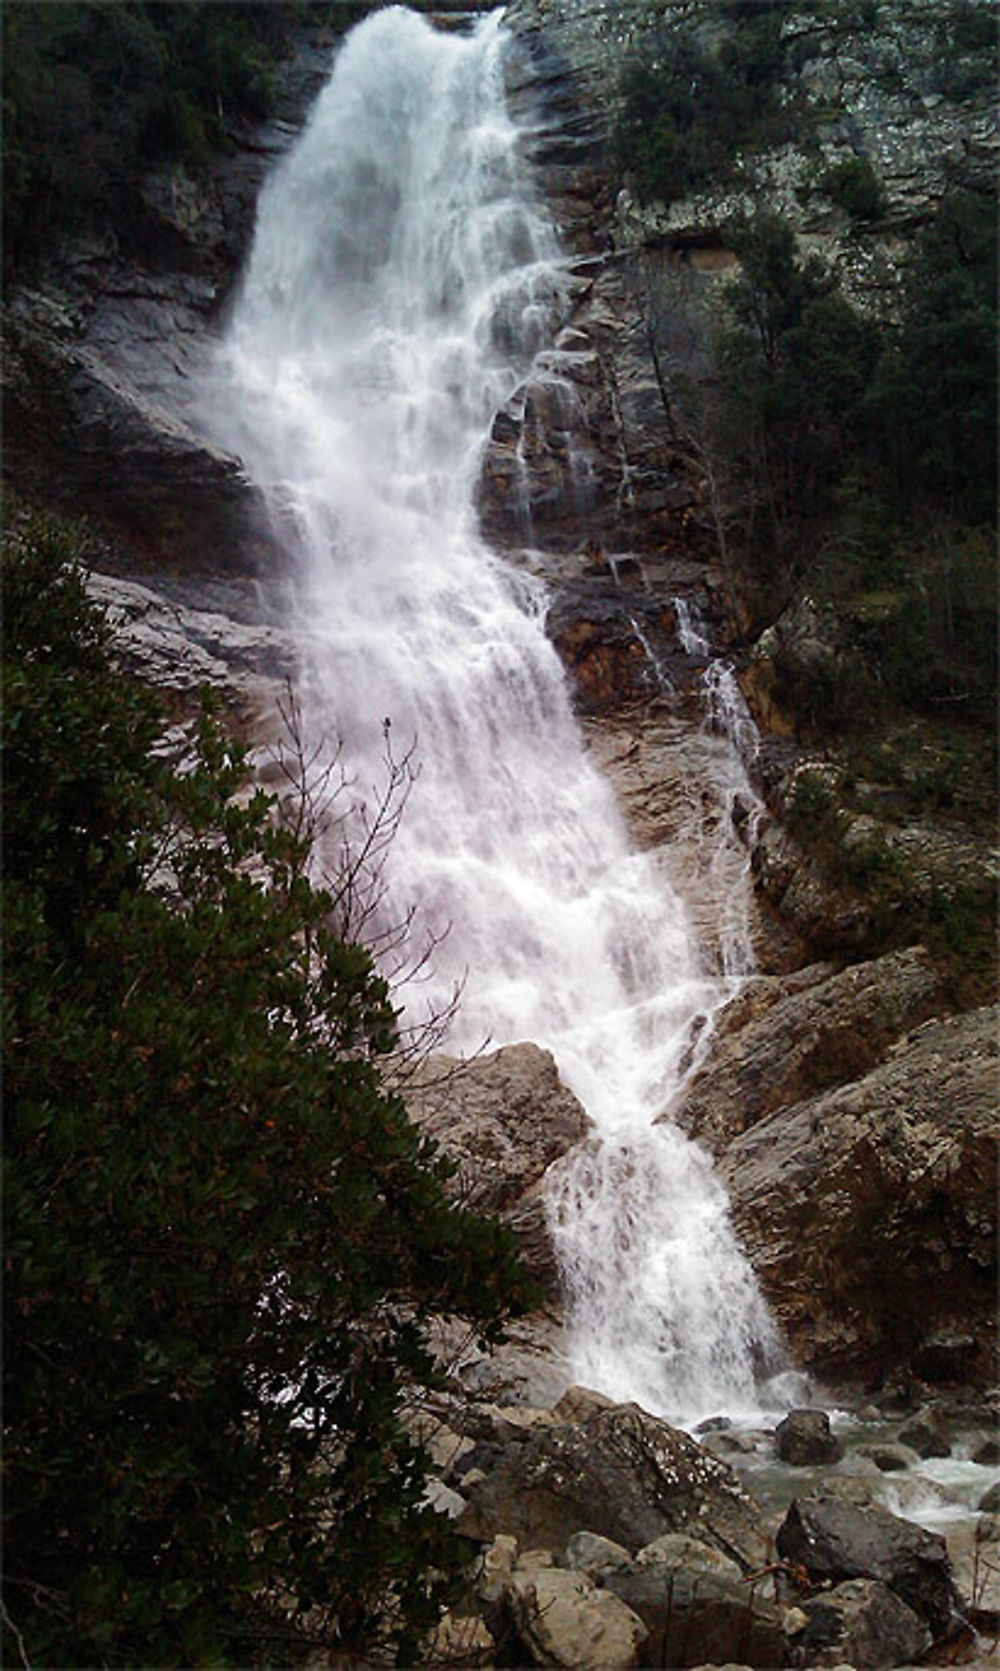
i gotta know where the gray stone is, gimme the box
[673,947,942,1156]
[405,1044,590,1292]
[505,1567,647,1669]
[602,1564,785,1669]
[563,1531,633,1576]
[3,314,278,576]
[422,1479,467,1519]
[423,1611,495,1665]
[797,1577,931,1668]
[722,1009,998,1389]
[459,1402,769,1571]
[634,1533,742,1584]
[550,1384,616,1424]
[474,1533,519,1605]
[86,572,298,716]
[776,1495,957,1636]
[896,1409,951,1459]
[405,1045,590,1211]
[853,1442,920,1474]
[775,1409,843,1466]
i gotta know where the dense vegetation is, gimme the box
[709,189,997,726]
[614,0,996,748]
[2,508,535,1667]
[614,0,997,208]
[615,1,788,206]
[2,1,371,277]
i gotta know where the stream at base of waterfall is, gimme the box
[197,4,797,1426]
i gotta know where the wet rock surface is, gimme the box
[409,1383,1000,1668]
[504,1566,647,1669]
[457,1402,770,1570]
[86,572,298,724]
[603,1563,785,1669]
[721,1007,998,1388]
[3,305,277,576]
[776,1495,957,1637]
[793,1576,931,1669]
[775,1410,844,1468]
[673,945,945,1156]
[3,27,334,572]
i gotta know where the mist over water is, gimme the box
[201,5,783,1421]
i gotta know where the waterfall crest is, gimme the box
[200,4,781,1422]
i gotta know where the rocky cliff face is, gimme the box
[3,24,335,575]
[483,0,998,1392]
[5,1,995,1400]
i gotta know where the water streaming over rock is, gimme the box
[200,4,782,1422]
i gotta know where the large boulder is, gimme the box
[602,1564,785,1669]
[505,1568,647,1669]
[794,1577,931,1668]
[774,1409,843,1467]
[776,1496,957,1637]
[721,1007,998,1387]
[405,1043,590,1292]
[406,1044,590,1213]
[458,1402,770,1570]
[673,946,943,1156]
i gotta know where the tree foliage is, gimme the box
[2,508,535,1667]
[615,4,787,206]
[650,186,996,728]
[712,211,881,566]
[865,186,997,528]
[2,2,372,278]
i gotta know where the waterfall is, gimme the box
[200,5,781,1423]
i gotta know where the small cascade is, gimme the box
[629,613,674,696]
[703,659,762,773]
[675,595,712,659]
[676,600,766,983]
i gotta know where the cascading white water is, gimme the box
[200,5,782,1422]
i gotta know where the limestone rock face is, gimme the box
[85,573,298,722]
[776,1496,956,1637]
[2,29,332,572]
[673,946,943,1156]
[458,1402,770,1570]
[505,0,997,305]
[721,1007,998,1387]
[406,1044,590,1213]
[405,1044,590,1292]
[3,311,276,576]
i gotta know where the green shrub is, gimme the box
[2,2,373,277]
[2,508,536,1666]
[820,154,886,221]
[614,6,787,205]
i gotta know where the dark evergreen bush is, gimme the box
[615,5,787,206]
[2,507,536,1666]
[2,2,371,277]
[820,155,887,222]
